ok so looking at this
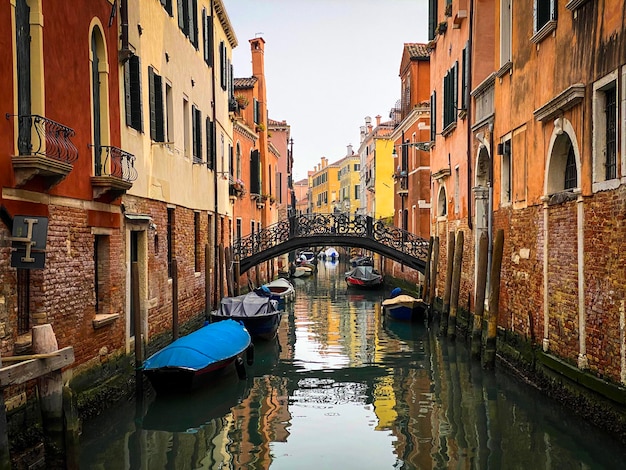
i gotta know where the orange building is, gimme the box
[425,0,626,417]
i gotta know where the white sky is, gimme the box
[222,0,430,182]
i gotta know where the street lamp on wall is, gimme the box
[392,141,432,157]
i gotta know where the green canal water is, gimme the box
[79,260,626,469]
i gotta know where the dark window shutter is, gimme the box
[208,17,214,66]
[148,67,156,141]
[430,91,436,142]
[124,58,132,127]
[129,56,142,132]
[177,0,184,31]
[192,106,198,161]
[428,0,438,40]
[250,150,260,195]
[192,0,198,48]
[154,73,164,141]
[202,9,208,62]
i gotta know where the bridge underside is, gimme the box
[238,235,427,274]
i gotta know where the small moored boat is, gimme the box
[345,265,383,288]
[382,288,427,322]
[264,278,296,307]
[212,291,282,340]
[142,319,251,394]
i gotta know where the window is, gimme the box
[192,105,202,162]
[443,63,458,130]
[167,208,175,278]
[206,117,215,169]
[148,66,164,141]
[177,0,198,48]
[437,186,447,216]
[534,0,557,32]
[183,97,190,158]
[500,0,512,67]
[250,149,260,195]
[125,56,142,132]
[355,184,360,199]
[165,82,173,143]
[253,98,259,124]
[94,235,110,315]
[501,139,512,203]
[592,75,618,188]
[219,41,227,90]
[236,142,242,179]
[202,8,214,66]
[564,143,577,190]
[461,46,469,111]
[194,212,201,272]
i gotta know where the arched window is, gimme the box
[437,185,448,216]
[546,131,578,195]
[90,26,110,176]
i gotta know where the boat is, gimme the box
[291,264,314,278]
[264,278,296,307]
[381,288,427,322]
[345,265,384,288]
[212,291,282,340]
[319,247,339,261]
[142,319,252,394]
[350,255,374,267]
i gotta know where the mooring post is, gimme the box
[33,324,64,458]
[428,237,439,321]
[448,231,464,339]
[422,236,433,303]
[483,229,504,369]
[132,262,144,398]
[171,259,179,341]
[0,391,9,470]
[219,244,226,300]
[225,246,234,297]
[205,244,212,318]
[233,259,241,296]
[471,232,489,358]
[440,234,455,336]
[62,385,80,469]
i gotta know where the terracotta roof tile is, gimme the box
[234,77,257,88]
[405,43,429,59]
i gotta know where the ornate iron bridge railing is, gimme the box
[234,213,430,272]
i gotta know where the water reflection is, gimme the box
[79,261,626,469]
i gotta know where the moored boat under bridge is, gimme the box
[233,213,430,274]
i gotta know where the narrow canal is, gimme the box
[79,260,626,469]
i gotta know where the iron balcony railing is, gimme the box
[95,145,138,182]
[7,113,78,164]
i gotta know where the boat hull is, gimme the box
[142,319,251,394]
[382,295,427,322]
[345,266,383,289]
[213,292,282,340]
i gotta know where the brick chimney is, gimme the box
[375,115,381,126]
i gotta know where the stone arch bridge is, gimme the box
[233,213,430,274]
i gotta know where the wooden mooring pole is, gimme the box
[422,237,433,303]
[483,229,504,369]
[440,234,455,336]
[132,262,144,397]
[33,324,63,459]
[428,237,439,321]
[447,231,464,339]
[471,232,489,358]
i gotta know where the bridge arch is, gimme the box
[234,213,430,274]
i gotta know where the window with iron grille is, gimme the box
[125,55,142,132]
[564,143,577,190]
[605,86,617,180]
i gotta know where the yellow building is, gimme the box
[310,157,341,213]
[358,115,395,221]
[337,146,361,214]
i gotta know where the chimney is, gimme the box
[321,157,328,168]
[347,144,353,155]
[375,115,381,126]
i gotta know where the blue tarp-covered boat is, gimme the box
[142,319,251,394]
[382,288,427,322]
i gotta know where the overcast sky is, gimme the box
[222,0,430,181]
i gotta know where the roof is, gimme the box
[405,43,429,60]
[234,77,257,89]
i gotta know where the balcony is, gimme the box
[7,114,78,188]
[91,145,137,200]
[393,171,409,197]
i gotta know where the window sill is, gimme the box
[531,20,557,45]
[496,61,513,78]
[566,0,591,11]
[592,179,620,193]
[441,122,457,137]
[93,313,120,329]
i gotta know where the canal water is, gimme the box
[79,260,626,469]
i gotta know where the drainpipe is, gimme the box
[466,0,474,230]
[211,0,219,309]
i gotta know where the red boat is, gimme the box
[345,265,383,288]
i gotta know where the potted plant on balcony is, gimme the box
[235,94,249,109]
